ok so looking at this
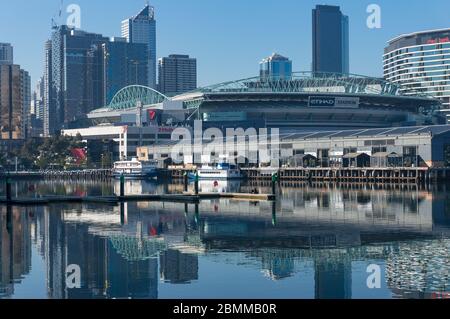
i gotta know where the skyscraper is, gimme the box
[0,43,13,65]
[43,40,54,137]
[31,77,44,120]
[122,5,157,89]
[312,5,349,75]
[48,26,108,133]
[0,64,30,140]
[158,54,197,96]
[260,53,292,81]
[384,29,450,123]
[102,37,149,104]
[30,77,44,137]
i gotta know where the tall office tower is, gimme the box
[158,54,197,96]
[43,40,54,136]
[30,77,44,138]
[312,5,349,75]
[102,37,149,104]
[0,43,13,65]
[49,25,108,132]
[31,77,45,120]
[384,29,450,123]
[0,64,31,140]
[260,53,293,81]
[122,5,157,89]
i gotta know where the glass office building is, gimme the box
[102,38,149,104]
[260,53,292,81]
[50,26,108,130]
[312,5,349,75]
[0,43,13,65]
[122,5,157,89]
[384,28,450,123]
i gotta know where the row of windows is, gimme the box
[384,43,450,60]
[384,52,450,67]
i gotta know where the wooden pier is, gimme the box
[241,167,450,184]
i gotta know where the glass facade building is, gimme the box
[260,53,292,81]
[384,29,450,123]
[312,5,349,75]
[102,38,149,104]
[0,43,13,65]
[49,26,108,132]
[122,5,157,89]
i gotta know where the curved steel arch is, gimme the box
[190,71,415,97]
[108,85,168,111]
[109,235,167,262]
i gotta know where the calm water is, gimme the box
[1,179,450,299]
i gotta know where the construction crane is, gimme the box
[51,0,64,30]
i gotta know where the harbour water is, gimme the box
[0,179,449,299]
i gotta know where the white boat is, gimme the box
[112,158,158,179]
[191,163,243,180]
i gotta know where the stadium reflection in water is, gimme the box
[0,181,450,299]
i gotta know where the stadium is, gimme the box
[87,72,444,132]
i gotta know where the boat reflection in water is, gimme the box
[0,182,450,299]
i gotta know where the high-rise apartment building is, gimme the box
[158,54,197,96]
[312,5,349,75]
[122,5,157,89]
[260,53,292,81]
[0,43,13,65]
[0,64,31,140]
[384,28,450,123]
[43,40,54,136]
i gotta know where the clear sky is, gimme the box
[1,0,450,88]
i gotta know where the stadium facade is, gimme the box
[86,72,444,132]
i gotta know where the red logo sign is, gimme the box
[148,110,156,121]
[426,37,450,44]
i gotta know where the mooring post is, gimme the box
[194,172,199,195]
[183,172,188,192]
[6,171,12,202]
[120,173,125,198]
[271,172,278,197]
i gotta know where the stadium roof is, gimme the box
[179,72,420,97]
[281,125,450,140]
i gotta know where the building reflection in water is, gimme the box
[0,182,449,299]
[0,206,32,298]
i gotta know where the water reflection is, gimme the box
[0,181,450,299]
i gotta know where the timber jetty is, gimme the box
[0,169,112,181]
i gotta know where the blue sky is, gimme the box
[1,0,450,88]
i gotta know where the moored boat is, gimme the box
[112,158,158,179]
